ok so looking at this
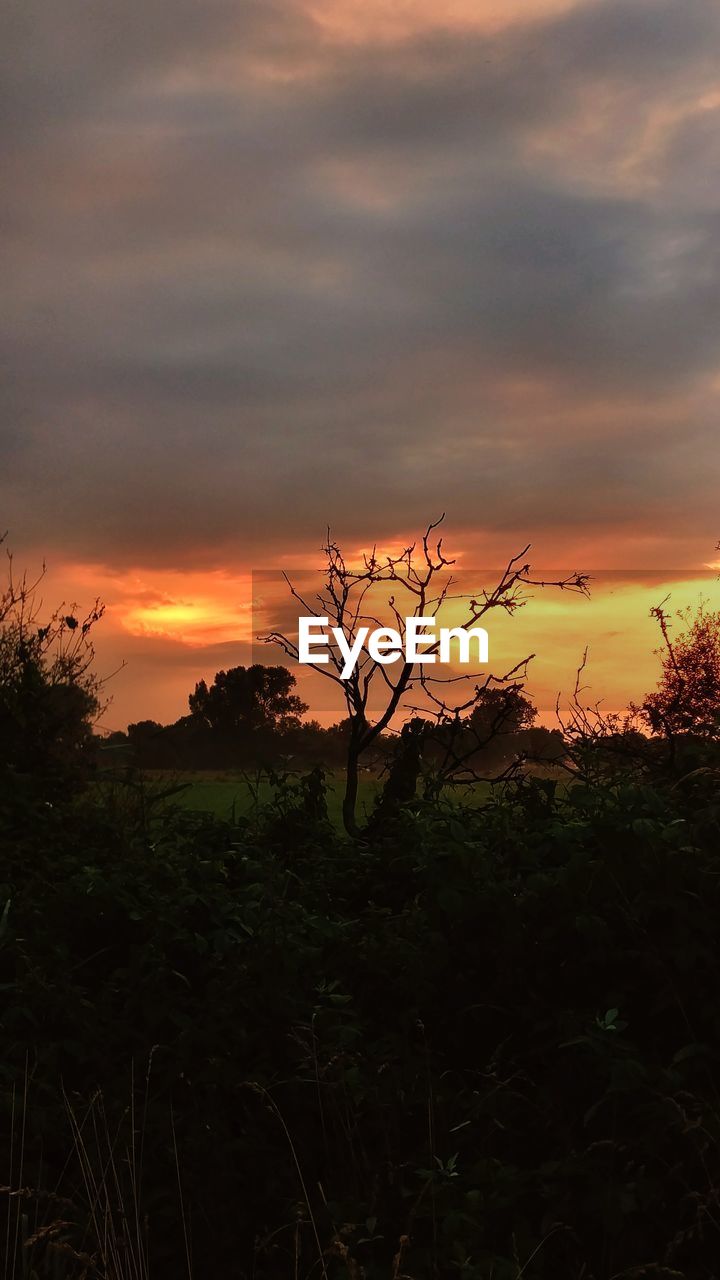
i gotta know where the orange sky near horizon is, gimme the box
[33,543,719,734]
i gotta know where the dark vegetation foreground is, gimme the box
[2,749,720,1280]
[2,549,720,1277]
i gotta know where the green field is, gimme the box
[145,769,501,827]
[150,769,382,827]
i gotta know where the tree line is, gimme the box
[2,523,719,827]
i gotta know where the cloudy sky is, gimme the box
[2,0,719,725]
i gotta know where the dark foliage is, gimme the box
[3,563,720,1277]
[1,740,720,1278]
[0,546,103,800]
[189,664,308,735]
[638,603,720,740]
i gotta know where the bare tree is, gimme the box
[415,684,541,801]
[263,516,590,834]
[554,648,647,784]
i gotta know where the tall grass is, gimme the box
[1,1063,192,1280]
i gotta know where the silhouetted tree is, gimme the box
[123,720,170,769]
[265,516,589,834]
[638,601,720,740]
[420,687,539,787]
[189,665,308,738]
[0,538,104,794]
[468,686,536,737]
[128,719,165,742]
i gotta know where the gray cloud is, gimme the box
[2,0,720,568]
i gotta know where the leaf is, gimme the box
[672,1042,708,1064]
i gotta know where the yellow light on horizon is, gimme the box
[124,601,205,638]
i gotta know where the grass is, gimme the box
[141,769,505,829]
[150,769,384,828]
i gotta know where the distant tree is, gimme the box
[324,716,392,771]
[127,719,165,742]
[468,686,537,738]
[280,717,328,765]
[419,688,539,790]
[122,719,166,768]
[638,601,720,740]
[517,724,566,763]
[188,665,308,738]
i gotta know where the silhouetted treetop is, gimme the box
[639,601,720,740]
[188,664,308,736]
[0,537,104,792]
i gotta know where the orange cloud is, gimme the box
[20,546,718,734]
[305,0,579,43]
[255,556,720,726]
[60,564,254,647]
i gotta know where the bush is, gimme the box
[0,756,719,1277]
[0,547,104,799]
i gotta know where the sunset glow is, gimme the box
[306,0,580,42]
[7,5,720,1273]
[3,0,719,730]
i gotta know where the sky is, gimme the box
[2,0,719,729]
